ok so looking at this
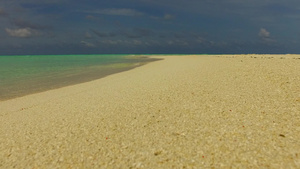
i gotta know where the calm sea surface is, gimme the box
[0,54,158,100]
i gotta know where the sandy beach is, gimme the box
[0,55,299,168]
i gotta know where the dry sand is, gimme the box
[0,55,299,168]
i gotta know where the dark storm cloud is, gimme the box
[12,19,51,30]
[81,41,96,47]
[163,14,174,20]
[134,28,154,37]
[1,0,299,54]
[82,7,173,21]
[138,0,300,21]
[91,30,112,38]
[150,13,175,20]
[261,3,300,16]
[123,28,154,38]
[90,29,120,38]
[0,9,8,17]
[89,8,144,16]
[90,28,154,39]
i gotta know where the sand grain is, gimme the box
[0,55,299,168]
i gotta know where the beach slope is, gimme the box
[0,55,299,168]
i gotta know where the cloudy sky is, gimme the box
[1,0,300,55]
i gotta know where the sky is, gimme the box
[1,0,300,55]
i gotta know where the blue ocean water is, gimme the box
[0,54,157,100]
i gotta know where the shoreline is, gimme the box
[1,54,298,102]
[1,54,299,168]
[0,56,160,101]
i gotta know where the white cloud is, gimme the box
[258,28,276,43]
[5,28,34,38]
[259,28,270,38]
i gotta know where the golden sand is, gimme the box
[0,55,299,168]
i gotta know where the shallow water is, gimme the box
[0,54,158,100]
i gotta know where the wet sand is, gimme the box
[0,56,159,101]
[0,55,299,168]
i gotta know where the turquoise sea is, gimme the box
[0,54,158,100]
